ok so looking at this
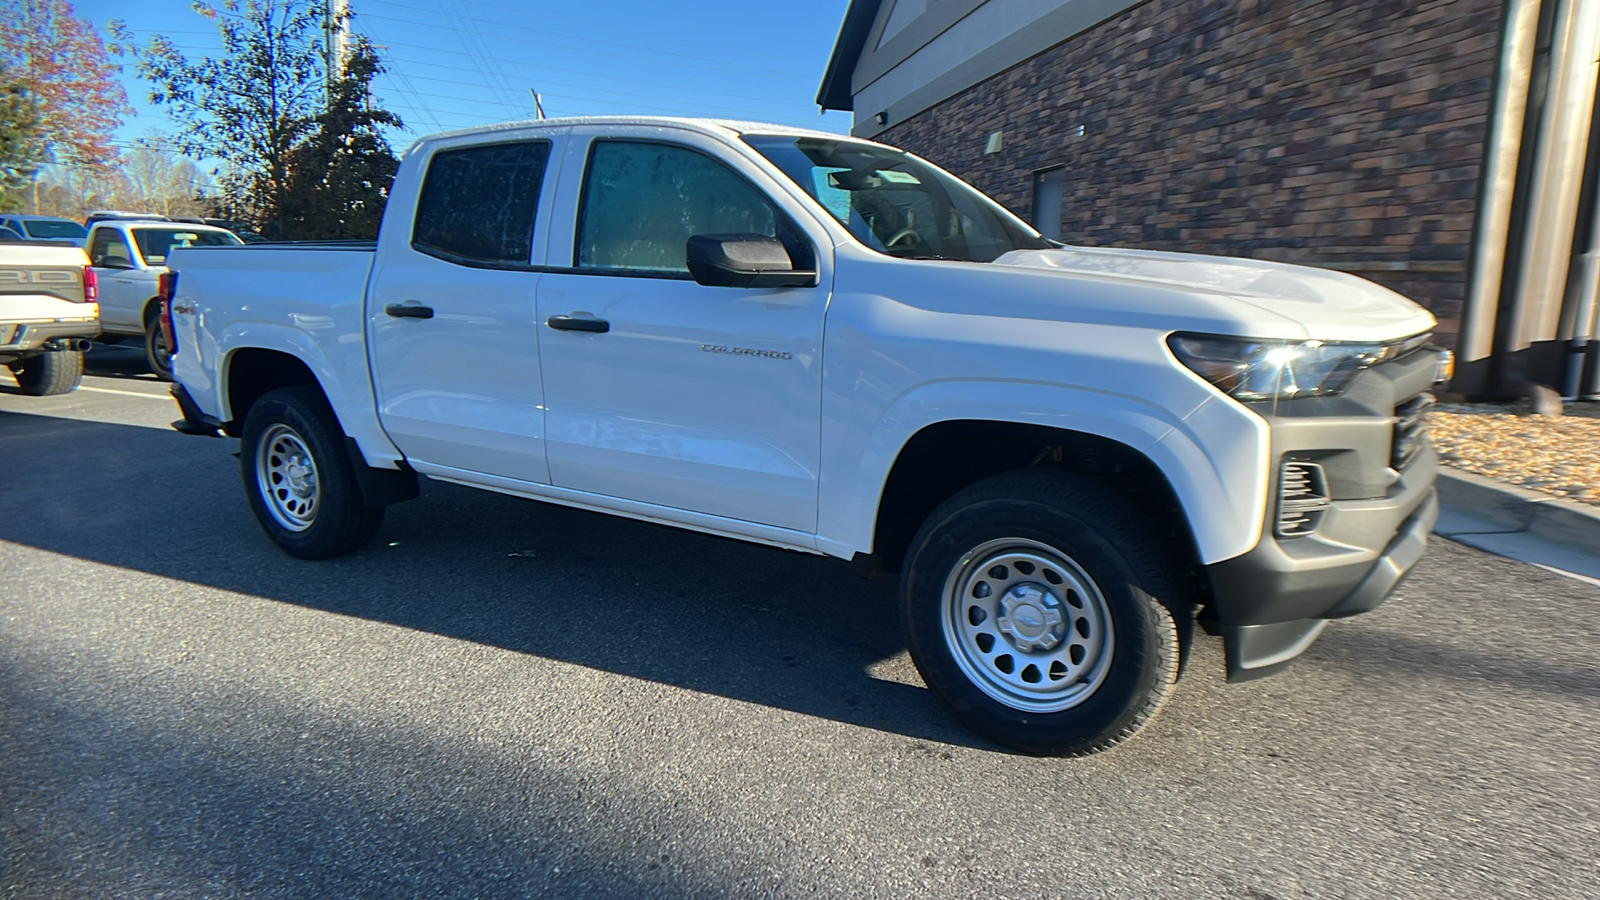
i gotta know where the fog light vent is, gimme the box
[1392,393,1434,469]
[1277,462,1330,538]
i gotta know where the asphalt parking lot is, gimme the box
[3,348,1598,899]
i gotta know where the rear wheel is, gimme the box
[10,351,84,396]
[240,386,382,559]
[143,311,171,380]
[901,470,1182,755]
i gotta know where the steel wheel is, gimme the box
[942,537,1114,713]
[255,423,320,532]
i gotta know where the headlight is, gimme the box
[1167,332,1429,401]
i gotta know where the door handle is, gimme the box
[546,314,609,333]
[385,303,434,319]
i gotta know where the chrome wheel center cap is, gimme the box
[285,460,313,496]
[996,584,1067,652]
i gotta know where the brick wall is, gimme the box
[877,0,1504,346]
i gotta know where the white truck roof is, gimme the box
[408,115,857,150]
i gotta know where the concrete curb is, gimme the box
[1435,468,1600,555]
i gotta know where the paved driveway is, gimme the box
[3,357,1597,898]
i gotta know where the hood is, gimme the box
[993,246,1437,342]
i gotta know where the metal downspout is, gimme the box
[1565,176,1600,398]
[1506,0,1600,354]
[1459,0,1542,381]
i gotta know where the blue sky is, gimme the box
[73,0,854,151]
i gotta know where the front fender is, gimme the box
[815,379,1268,565]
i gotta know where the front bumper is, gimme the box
[1202,345,1442,681]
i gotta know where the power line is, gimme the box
[358,7,820,85]
[348,17,446,133]
[362,0,817,81]
[340,34,815,108]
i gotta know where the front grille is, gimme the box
[1277,461,1330,538]
[1392,393,1435,469]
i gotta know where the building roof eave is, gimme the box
[816,0,885,112]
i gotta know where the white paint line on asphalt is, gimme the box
[79,386,172,400]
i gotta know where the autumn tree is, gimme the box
[0,0,130,171]
[0,64,46,211]
[114,0,326,226]
[276,39,401,240]
[124,132,216,218]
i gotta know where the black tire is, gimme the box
[10,351,84,396]
[143,310,172,380]
[239,386,382,559]
[901,469,1182,756]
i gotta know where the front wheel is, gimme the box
[9,351,84,396]
[239,386,382,559]
[901,470,1182,756]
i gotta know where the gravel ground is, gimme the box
[1432,399,1600,506]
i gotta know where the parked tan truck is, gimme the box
[0,239,99,396]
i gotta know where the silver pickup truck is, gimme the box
[0,240,99,396]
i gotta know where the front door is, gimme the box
[86,226,147,333]
[367,135,561,484]
[535,132,830,533]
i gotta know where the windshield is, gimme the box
[23,219,87,239]
[131,228,243,265]
[743,135,1050,263]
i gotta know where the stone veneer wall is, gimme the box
[876,0,1505,347]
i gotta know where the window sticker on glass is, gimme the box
[811,168,853,224]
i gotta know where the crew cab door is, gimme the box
[367,130,564,484]
[534,128,831,534]
[86,226,147,333]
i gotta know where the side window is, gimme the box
[576,141,778,273]
[88,228,133,268]
[412,140,551,265]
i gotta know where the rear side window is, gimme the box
[412,141,551,265]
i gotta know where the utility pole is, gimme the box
[324,0,349,109]
[530,89,545,120]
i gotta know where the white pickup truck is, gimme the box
[1,239,98,395]
[165,117,1448,755]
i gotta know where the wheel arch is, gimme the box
[866,420,1206,587]
[220,347,325,437]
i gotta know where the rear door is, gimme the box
[366,129,565,485]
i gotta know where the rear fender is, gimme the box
[214,322,404,469]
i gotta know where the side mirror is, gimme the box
[686,233,816,288]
